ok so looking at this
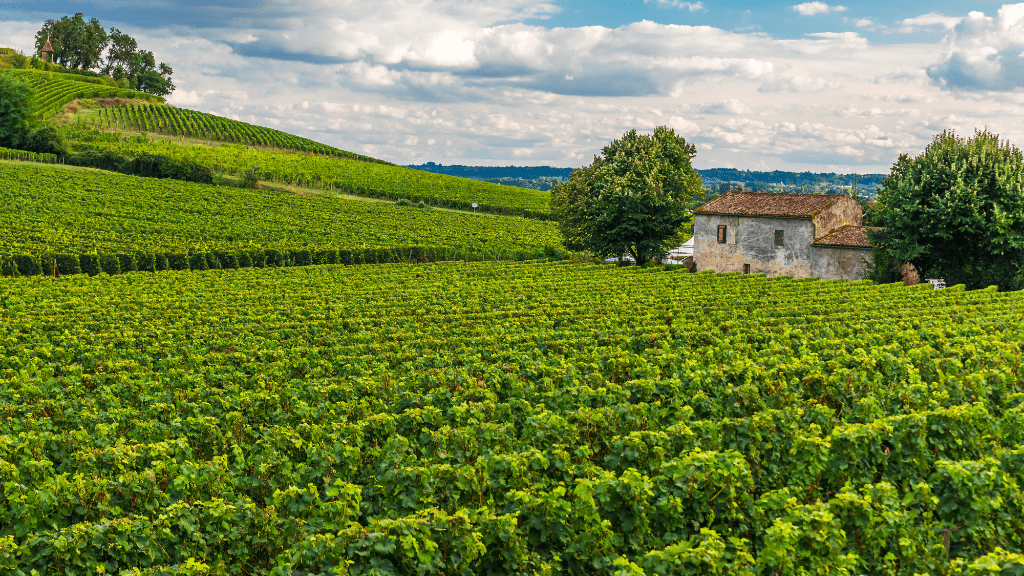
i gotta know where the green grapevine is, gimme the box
[70,138,553,218]
[0,69,161,118]
[0,162,563,276]
[0,263,1021,574]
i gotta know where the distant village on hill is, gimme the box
[408,162,884,196]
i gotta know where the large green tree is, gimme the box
[33,17,174,96]
[551,126,704,265]
[35,13,109,70]
[102,29,175,96]
[0,74,35,148]
[869,129,1024,290]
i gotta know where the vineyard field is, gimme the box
[85,103,385,162]
[69,138,553,218]
[0,69,160,118]
[0,162,563,276]
[0,262,1022,574]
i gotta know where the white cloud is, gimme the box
[3,2,1024,171]
[926,5,1024,91]
[792,2,846,16]
[759,75,841,93]
[899,13,963,33]
[645,0,705,11]
[700,99,751,114]
[855,19,873,28]
[167,90,204,106]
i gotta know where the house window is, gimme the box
[775,230,784,247]
[717,225,727,243]
[743,264,750,274]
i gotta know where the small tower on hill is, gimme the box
[40,40,54,63]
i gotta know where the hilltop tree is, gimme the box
[33,17,174,96]
[551,126,704,265]
[0,74,35,148]
[869,129,1024,290]
[35,13,109,70]
[102,29,175,96]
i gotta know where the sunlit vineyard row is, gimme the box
[0,69,160,118]
[1,262,1022,574]
[70,138,554,218]
[0,162,563,276]
[86,103,386,162]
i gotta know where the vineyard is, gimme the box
[0,69,161,118]
[0,162,563,276]
[0,262,1021,575]
[85,103,386,162]
[69,138,553,218]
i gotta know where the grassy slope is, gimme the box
[68,134,552,217]
[2,60,551,217]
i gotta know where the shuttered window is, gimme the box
[718,225,727,243]
[775,230,784,246]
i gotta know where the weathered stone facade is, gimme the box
[809,245,872,280]
[692,191,875,282]
[693,214,816,277]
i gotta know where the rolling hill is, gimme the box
[0,63,552,219]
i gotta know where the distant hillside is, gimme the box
[409,163,886,195]
[699,168,885,194]
[407,163,575,181]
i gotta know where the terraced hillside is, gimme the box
[0,262,1021,574]
[0,69,159,118]
[1,64,552,217]
[84,102,384,161]
[0,162,562,276]
[68,136,553,217]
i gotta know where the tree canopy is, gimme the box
[34,15,174,96]
[869,129,1024,291]
[551,126,704,265]
[102,29,175,96]
[35,14,109,71]
[0,74,36,149]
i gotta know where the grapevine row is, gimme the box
[70,137,553,217]
[0,162,564,274]
[90,103,387,162]
[0,262,1022,574]
[0,69,161,118]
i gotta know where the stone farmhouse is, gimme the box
[691,191,876,281]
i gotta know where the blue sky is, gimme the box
[2,1,1023,171]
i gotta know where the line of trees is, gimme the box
[34,13,174,96]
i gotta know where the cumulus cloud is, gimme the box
[700,99,751,114]
[645,0,705,11]
[792,2,847,16]
[4,1,1022,171]
[759,75,841,93]
[926,5,1024,91]
[899,13,963,33]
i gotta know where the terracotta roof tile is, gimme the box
[41,41,54,52]
[813,225,880,248]
[694,190,850,218]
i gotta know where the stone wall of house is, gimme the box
[810,245,873,281]
[693,214,815,276]
[812,196,863,238]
